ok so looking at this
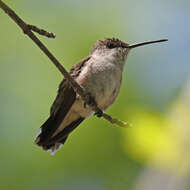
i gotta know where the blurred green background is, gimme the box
[1,0,190,190]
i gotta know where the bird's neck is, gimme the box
[91,49,127,71]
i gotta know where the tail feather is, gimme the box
[47,143,63,155]
[45,117,84,145]
[35,117,84,154]
[35,77,78,154]
[38,136,68,151]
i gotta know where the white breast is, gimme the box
[79,54,122,110]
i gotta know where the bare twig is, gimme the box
[102,113,130,127]
[27,24,56,38]
[0,0,129,128]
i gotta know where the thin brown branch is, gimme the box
[102,113,130,128]
[27,24,56,38]
[0,0,129,128]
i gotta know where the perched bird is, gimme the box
[35,38,167,154]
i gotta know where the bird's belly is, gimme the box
[74,62,122,117]
[96,77,120,110]
[72,77,120,119]
[86,70,121,110]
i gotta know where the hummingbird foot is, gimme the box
[83,92,103,117]
[94,110,103,118]
[83,92,97,108]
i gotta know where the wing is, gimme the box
[35,56,91,152]
[50,56,91,115]
[36,80,76,145]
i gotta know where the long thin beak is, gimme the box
[127,39,168,49]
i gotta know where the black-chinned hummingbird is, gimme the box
[35,38,168,154]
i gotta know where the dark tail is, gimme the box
[35,117,84,155]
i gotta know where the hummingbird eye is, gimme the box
[105,38,124,49]
[106,42,116,49]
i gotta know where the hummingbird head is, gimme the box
[91,37,168,56]
[90,37,168,68]
[91,38,130,60]
[90,38,132,69]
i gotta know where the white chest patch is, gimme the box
[81,55,122,110]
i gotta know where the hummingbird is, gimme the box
[35,38,168,154]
